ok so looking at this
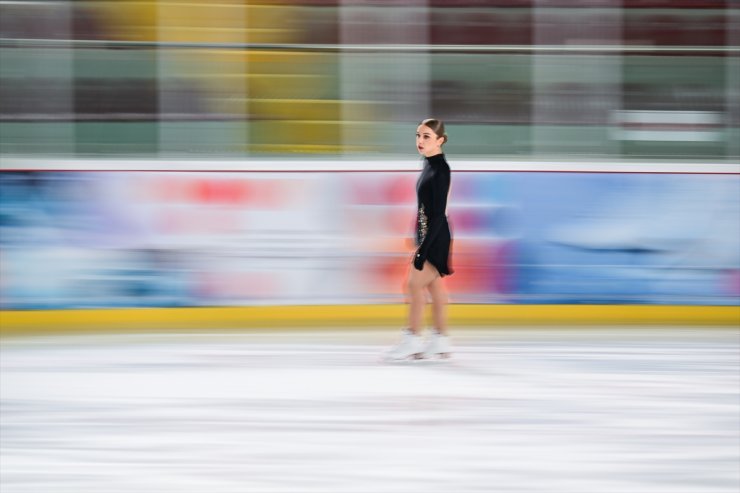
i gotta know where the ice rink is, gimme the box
[1,327,738,493]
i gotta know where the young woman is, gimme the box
[385,118,453,361]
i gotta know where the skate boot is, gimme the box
[384,329,424,361]
[424,330,452,359]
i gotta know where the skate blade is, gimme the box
[422,352,452,361]
[379,352,424,364]
[421,353,452,365]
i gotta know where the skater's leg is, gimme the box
[424,275,452,358]
[428,276,448,336]
[406,261,439,334]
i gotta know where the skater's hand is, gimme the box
[413,252,425,270]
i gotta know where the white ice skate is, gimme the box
[383,329,424,361]
[424,331,452,359]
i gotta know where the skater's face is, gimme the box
[416,124,444,157]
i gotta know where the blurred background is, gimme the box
[0,0,738,310]
[0,0,738,158]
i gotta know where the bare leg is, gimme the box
[406,261,440,334]
[428,276,448,335]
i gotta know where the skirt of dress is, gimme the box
[424,221,453,277]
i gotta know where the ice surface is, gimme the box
[1,328,738,493]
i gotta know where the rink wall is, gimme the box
[1,159,738,335]
[1,304,739,337]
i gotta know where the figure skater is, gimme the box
[385,118,453,360]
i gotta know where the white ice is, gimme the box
[1,328,738,493]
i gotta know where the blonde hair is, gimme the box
[420,118,448,145]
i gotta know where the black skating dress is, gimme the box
[414,153,453,276]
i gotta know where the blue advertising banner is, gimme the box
[1,171,738,308]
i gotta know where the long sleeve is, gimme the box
[414,164,450,270]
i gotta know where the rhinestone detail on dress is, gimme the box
[418,204,428,244]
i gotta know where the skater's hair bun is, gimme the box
[420,118,448,145]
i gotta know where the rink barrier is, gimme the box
[1,304,738,337]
